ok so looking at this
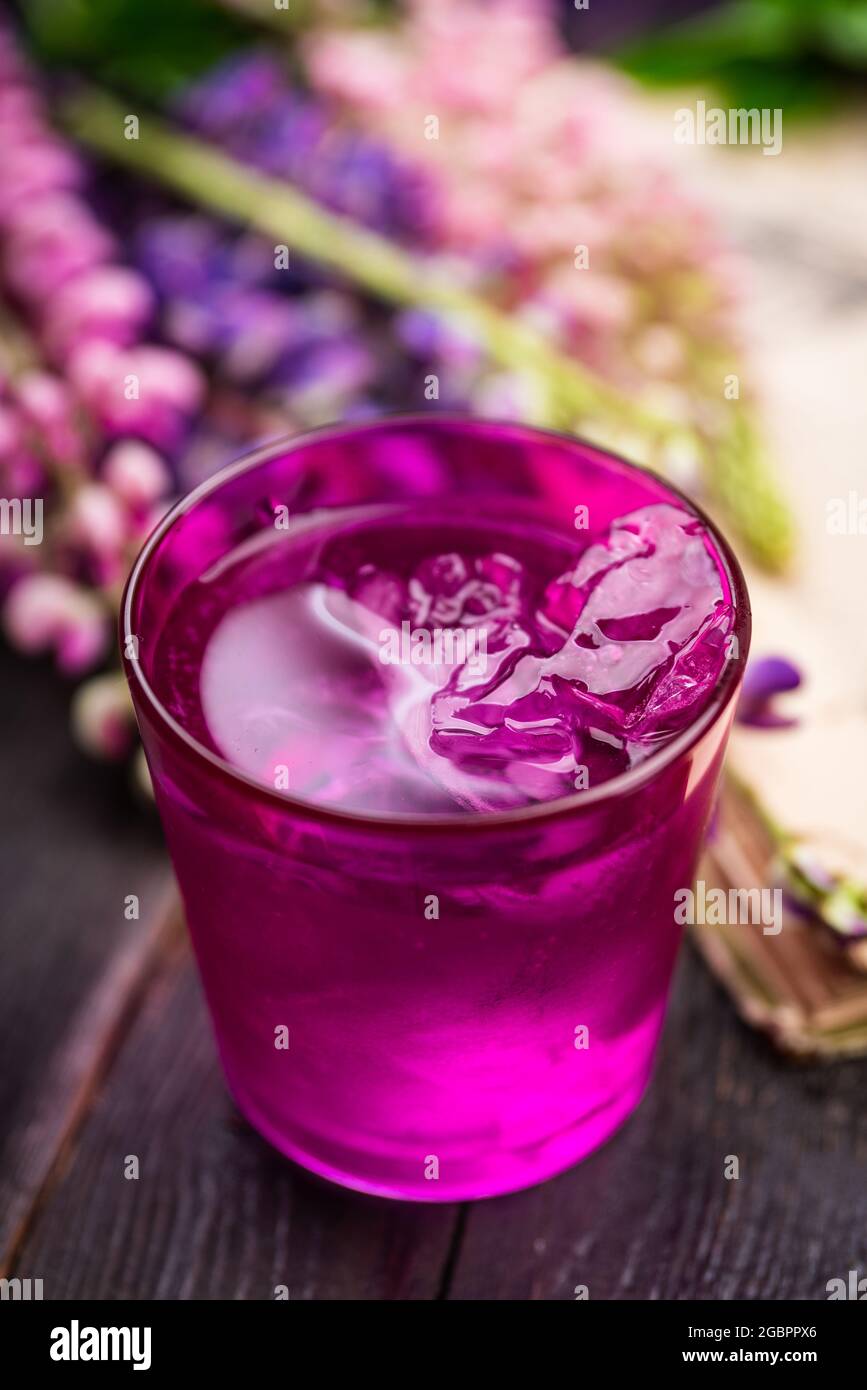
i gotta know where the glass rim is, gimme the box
[122,413,751,833]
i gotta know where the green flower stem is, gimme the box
[711,411,796,576]
[64,87,794,569]
[63,92,633,419]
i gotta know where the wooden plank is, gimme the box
[10,941,460,1300]
[444,947,867,1300]
[2,645,865,1300]
[0,647,171,1267]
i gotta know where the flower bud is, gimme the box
[3,572,107,674]
[71,672,136,760]
[102,440,172,511]
[14,370,85,469]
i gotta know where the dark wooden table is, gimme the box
[2,648,865,1301]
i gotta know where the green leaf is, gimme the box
[23,0,254,99]
[620,2,807,84]
[618,0,867,109]
[816,1,867,60]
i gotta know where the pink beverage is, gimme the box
[123,418,750,1200]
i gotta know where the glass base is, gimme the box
[227,1068,653,1203]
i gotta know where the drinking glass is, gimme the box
[122,417,750,1201]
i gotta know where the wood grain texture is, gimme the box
[12,919,867,1300]
[11,942,459,1301]
[445,947,867,1301]
[0,648,169,1268]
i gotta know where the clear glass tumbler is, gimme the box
[122,417,750,1201]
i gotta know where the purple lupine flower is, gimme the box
[136,211,389,415]
[214,289,315,383]
[135,214,231,298]
[274,338,377,412]
[177,50,286,137]
[395,308,482,369]
[255,101,330,183]
[736,655,802,728]
[137,216,312,371]
[176,49,435,243]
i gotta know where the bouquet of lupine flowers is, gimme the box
[0,0,792,766]
[0,19,205,763]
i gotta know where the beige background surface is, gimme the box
[683,114,867,877]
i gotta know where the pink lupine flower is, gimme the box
[68,340,205,449]
[537,267,636,335]
[437,183,512,249]
[1,450,46,500]
[310,0,556,120]
[414,0,557,116]
[0,532,37,602]
[0,141,82,224]
[472,369,547,421]
[634,323,686,378]
[71,672,136,759]
[510,201,612,260]
[0,400,45,498]
[0,399,25,457]
[3,572,108,675]
[0,103,47,156]
[2,193,115,304]
[102,440,172,513]
[0,16,207,736]
[303,0,738,425]
[42,266,155,361]
[0,81,42,122]
[68,482,128,555]
[128,344,208,412]
[461,120,524,180]
[303,31,409,114]
[13,370,86,469]
[0,33,28,84]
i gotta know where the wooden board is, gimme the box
[10,933,458,1301]
[0,647,168,1267]
[446,948,867,1301]
[3,651,865,1300]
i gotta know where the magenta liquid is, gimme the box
[124,419,749,1200]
